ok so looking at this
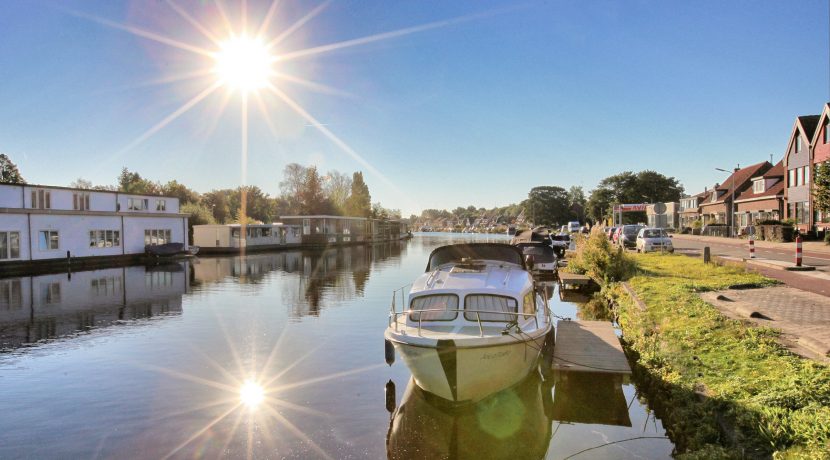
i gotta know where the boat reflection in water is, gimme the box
[0,262,189,350]
[192,241,405,317]
[387,368,638,459]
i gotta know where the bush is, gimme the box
[568,229,636,283]
[692,220,703,229]
[824,231,830,245]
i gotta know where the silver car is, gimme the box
[636,228,674,253]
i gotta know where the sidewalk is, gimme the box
[673,233,830,254]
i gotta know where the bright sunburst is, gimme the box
[239,378,265,408]
[214,36,275,92]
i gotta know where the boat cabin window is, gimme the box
[464,295,517,322]
[409,295,458,321]
[523,292,535,315]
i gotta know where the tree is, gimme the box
[568,185,586,222]
[0,154,25,184]
[279,163,307,214]
[586,170,683,223]
[181,202,215,244]
[323,170,352,214]
[344,171,371,217]
[298,166,330,215]
[524,186,571,227]
[118,167,159,194]
[814,162,830,220]
[69,178,93,189]
[202,189,232,223]
[161,180,200,205]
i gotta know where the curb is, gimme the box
[743,259,816,272]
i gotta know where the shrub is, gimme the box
[568,229,636,283]
[692,220,703,229]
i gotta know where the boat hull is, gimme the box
[387,329,549,403]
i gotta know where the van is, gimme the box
[567,221,580,233]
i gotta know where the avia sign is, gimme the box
[615,204,646,212]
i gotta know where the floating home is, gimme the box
[193,223,302,254]
[0,183,188,271]
[192,215,410,253]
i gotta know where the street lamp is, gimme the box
[715,165,740,237]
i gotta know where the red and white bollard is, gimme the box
[795,235,803,267]
[748,235,755,259]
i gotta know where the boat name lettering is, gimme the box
[481,350,510,360]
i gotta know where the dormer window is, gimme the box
[753,179,765,194]
[711,192,718,203]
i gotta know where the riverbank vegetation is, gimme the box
[615,254,830,457]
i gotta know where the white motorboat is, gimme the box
[385,243,553,403]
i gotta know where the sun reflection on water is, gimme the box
[239,379,265,409]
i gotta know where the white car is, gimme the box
[567,221,580,233]
[636,228,674,253]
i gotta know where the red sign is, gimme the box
[616,204,646,212]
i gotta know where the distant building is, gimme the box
[699,161,771,229]
[0,183,187,266]
[645,202,679,229]
[734,161,785,227]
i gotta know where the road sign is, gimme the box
[653,202,667,215]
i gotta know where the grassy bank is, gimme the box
[616,253,830,458]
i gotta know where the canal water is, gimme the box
[0,233,674,459]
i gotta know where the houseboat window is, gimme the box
[231,228,241,238]
[0,231,21,259]
[31,189,51,209]
[73,193,90,211]
[156,199,166,211]
[90,230,121,248]
[129,198,149,211]
[409,294,458,321]
[144,229,171,245]
[262,228,271,237]
[0,279,23,309]
[91,277,121,296]
[464,294,517,322]
[42,282,61,304]
[38,230,59,250]
[523,292,535,315]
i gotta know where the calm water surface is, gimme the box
[0,233,674,459]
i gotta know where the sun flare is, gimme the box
[213,36,276,92]
[239,379,265,408]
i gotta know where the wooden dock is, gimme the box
[552,321,631,374]
[558,272,593,290]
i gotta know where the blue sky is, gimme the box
[1,0,828,216]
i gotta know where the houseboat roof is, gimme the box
[0,182,179,200]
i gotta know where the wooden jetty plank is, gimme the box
[552,320,631,374]
[558,272,591,286]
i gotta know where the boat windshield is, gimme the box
[517,244,555,263]
[426,244,524,271]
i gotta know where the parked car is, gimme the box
[636,228,674,253]
[549,233,573,257]
[567,221,580,233]
[605,227,617,240]
[618,225,645,249]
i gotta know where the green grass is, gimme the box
[615,253,830,459]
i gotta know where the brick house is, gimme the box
[678,190,711,229]
[733,160,785,228]
[699,161,772,230]
[783,114,820,232]
[812,104,830,230]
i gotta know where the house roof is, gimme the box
[701,161,771,206]
[734,163,785,202]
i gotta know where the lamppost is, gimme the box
[715,165,740,237]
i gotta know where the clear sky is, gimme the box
[1,0,828,216]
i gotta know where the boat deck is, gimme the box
[552,320,631,374]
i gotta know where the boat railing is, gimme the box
[389,307,543,338]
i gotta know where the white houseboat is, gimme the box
[0,183,188,270]
[192,223,302,254]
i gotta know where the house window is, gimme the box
[798,167,805,186]
[38,230,59,250]
[128,198,149,211]
[796,135,802,153]
[89,230,120,248]
[144,229,172,246]
[789,169,797,187]
[73,193,90,211]
[804,166,810,184]
[753,180,764,194]
[825,122,830,144]
[0,231,21,260]
[156,199,166,211]
[31,189,51,209]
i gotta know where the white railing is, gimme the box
[388,306,549,338]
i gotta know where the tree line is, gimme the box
[413,170,685,227]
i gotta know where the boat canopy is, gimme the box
[425,243,525,271]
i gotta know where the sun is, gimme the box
[213,36,276,92]
[239,379,265,408]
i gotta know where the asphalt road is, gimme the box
[671,238,830,269]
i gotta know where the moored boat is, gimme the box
[385,243,553,403]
